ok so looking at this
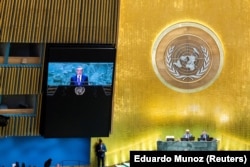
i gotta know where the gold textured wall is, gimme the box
[0,0,118,43]
[91,0,250,166]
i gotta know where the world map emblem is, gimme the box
[152,22,224,93]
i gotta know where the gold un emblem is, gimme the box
[152,22,224,93]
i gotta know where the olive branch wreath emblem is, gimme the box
[165,46,210,80]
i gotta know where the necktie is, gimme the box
[77,75,81,85]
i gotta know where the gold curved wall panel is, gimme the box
[0,0,119,43]
[0,66,41,94]
[90,0,250,166]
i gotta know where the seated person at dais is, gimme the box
[181,129,195,141]
[199,130,210,141]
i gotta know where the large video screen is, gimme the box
[40,44,116,138]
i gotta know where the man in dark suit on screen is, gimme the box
[70,66,88,86]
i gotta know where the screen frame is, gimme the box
[40,43,116,138]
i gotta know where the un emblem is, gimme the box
[74,86,85,95]
[152,22,224,93]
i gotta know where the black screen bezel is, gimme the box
[40,44,116,138]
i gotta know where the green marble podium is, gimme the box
[157,140,218,151]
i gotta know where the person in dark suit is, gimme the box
[200,130,209,141]
[95,138,107,167]
[183,129,193,139]
[70,66,88,86]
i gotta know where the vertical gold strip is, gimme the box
[26,0,34,41]
[33,67,37,94]
[8,0,16,41]
[23,116,27,136]
[96,0,102,42]
[8,67,13,94]
[92,0,97,42]
[32,67,37,94]
[63,0,68,42]
[25,67,29,94]
[70,0,75,41]
[18,67,22,94]
[44,0,50,42]
[19,0,27,41]
[10,117,15,136]
[89,0,95,42]
[23,117,28,136]
[104,1,111,41]
[4,117,9,136]
[83,0,89,43]
[51,0,57,42]
[72,0,77,42]
[19,117,23,136]
[11,67,16,94]
[78,0,84,42]
[103,0,109,43]
[0,0,3,30]
[58,0,63,42]
[2,67,6,94]
[24,116,27,136]
[19,67,24,94]
[3,0,11,41]
[77,0,82,42]
[100,0,106,43]
[26,67,31,94]
[31,0,37,42]
[65,0,69,42]
[50,0,58,42]
[0,67,2,94]
[47,0,52,42]
[114,0,119,44]
[22,67,26,94]
[50,0,56,42]
[38,0,45,42]
[25,67,30,94]
[14,117,18,136]
[32,67,36,94]
[28,67,32,94]
[27,117,31,136]
[10,67,16,94]
[17,0,23,41]
[3,67,9,94]
[36,68,41,93]
[1,0,6,40]
[15,66,20,93]
[20,117,23,136]
[30,117,35,136]
[57,0,63,42]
